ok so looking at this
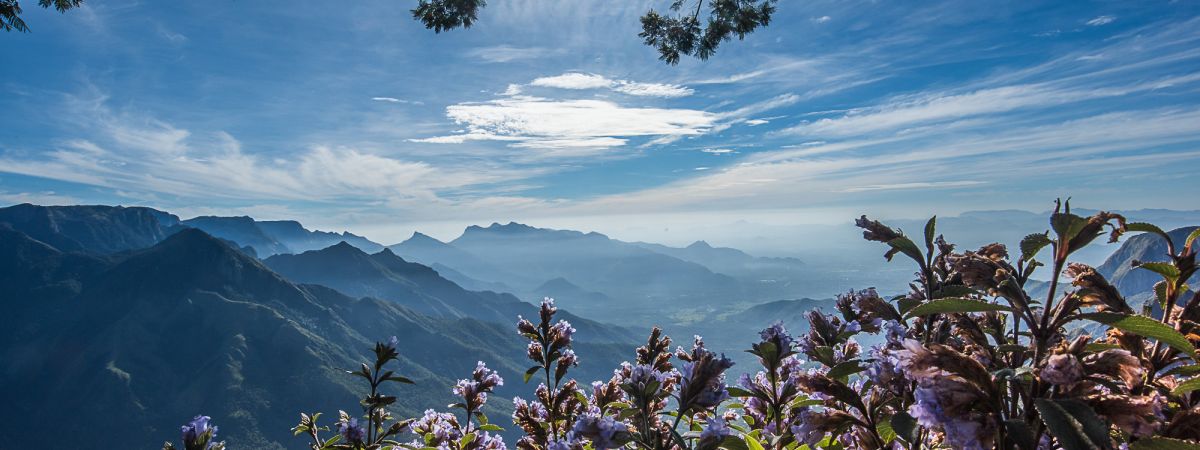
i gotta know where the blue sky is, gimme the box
[1,0,1198,244]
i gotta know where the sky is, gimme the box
[1,0,1199,247]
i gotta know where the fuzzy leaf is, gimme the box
[826,360,866,380]
[1021,232,1052,262]
[1035,398,1112,450]
[1187,228,1200,251]
[1136,261,1181,283]
[904,298,1010,319]
[1079,312,1197,361]
[523,366,540,383]
[1172,376,1200,396]
[886,236,924,264]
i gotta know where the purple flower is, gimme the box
[338,417,367,444]
[571,411,630,450]
[559,349,578,367]
[908,377,994,450]
[388,335,399,348]
[411,409,463,447]
[759,321,794,350]
[475,432,508,450]
[883,320,906,344]
[790,408,826,448]
[697,416,732,450]
[473,361,504,389]
[1041,354,1084,386]
[550,320,576,346]
[181,415,221,450]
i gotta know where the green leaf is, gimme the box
[1084,343,1122,352]
[477,424,504,432]
[1004,419,1037,450]
[1020,232,1052,262]
[744,434,766,450]
[924,216,937,253]
[1172,376,1200,396]
[897,297,922,316]
[890,411,917,444]
[826,360,866,380]
[459,433,476,449]
[1079,312,1197,361]
[1035,398,1113,450]
[875,418,896,444]
[1131,438,1200,450]
[1136,261,1181,283]
[719,435,750,450]
[932,285,979,299]
[1127,222,1172,244]
[887,236,924,264]
[1187,228,1200,251]
[725,386,754,398]
[523,366,540,383]
[904,298,1011,319]
[1164,364,1200,377]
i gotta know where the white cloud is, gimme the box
[701,148,736,155]
[467,45,560,63]
[531,73,613,90]
[1086,15,1116,26]
[813,16,831,23]
[781,73,1200,138]
[372,97,424,105]
[413,97,717,153]
[0,95,541,208]
[528,72,694,98]
[745,119,770,126]
[838,181,986,193]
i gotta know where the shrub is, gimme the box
[168,200,1200,450]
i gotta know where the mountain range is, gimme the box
[0,206,634,449]
[0,202,1195,449]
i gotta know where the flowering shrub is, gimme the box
[164,200,1200,449]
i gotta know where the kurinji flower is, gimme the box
[411,409,463,447]
[181,415,219,450]
[474,361,504,389]
[908,377,994,450]
[697,416,732,450]
[558,349,578,367]
[789,408,853,448]
[866,345,906,394]
[1090,393,1166,437]
[1084,349,1145,389]
[883,320,907,344]
[338,417,366,444]
[550,320,576,347]
[759,321,793,351]
[571,411,631,450]
[1041,354,1084,385]
[474,432,508,450]
[677,338,735,413]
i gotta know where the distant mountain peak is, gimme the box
[405,231,445,244]
[687,240,713,249]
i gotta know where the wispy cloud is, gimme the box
[1086,15,1116,26]
[466,45,561,63]
[372,97,424,105]
[838,181,986,193]
[0,94,540,209]
[528,72,694,98]
[411,96,717,154]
